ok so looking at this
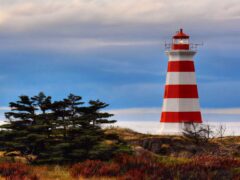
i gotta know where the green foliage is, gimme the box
[0,92,122,164]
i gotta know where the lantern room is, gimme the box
[172,28,190,50]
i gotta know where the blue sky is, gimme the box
[0,0,240,122]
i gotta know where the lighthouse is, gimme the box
[160,29,202,135]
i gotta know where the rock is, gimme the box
[151,143,161,153]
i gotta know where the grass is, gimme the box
[1,128,240,179]
[106,127,240,159]
[32,165,71,180]
[0,164,116,180]
[104,126,180,141]
[156,155,191,165]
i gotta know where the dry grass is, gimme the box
[0,163,116,180]
[0,152,4,157]
[1,128,240,179]
[104,127,184,142]
[32,165,71,180]
[31,165,117,180]
[104,127,161,141]
[104,127,240,159]
[213,136,240,144]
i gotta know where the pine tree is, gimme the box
[0,92,125,164]
[0,95,38,156]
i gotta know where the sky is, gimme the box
[0,0,240,124]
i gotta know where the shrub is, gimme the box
[70,154,240,179]
[192,156,240,169]
[71,160,121,178]
[70,160,103,178]
[0,162,39,180]
[0,163,29,177]
[119,169,147,180]
[183,123,213,144]
[172,156,240,180]
[98,162,121,176]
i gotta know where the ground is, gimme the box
[1,127,240,179]
[106,127,240,158]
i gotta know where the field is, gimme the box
[1,127,240,180]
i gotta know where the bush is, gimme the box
[70,160,103,178]
[119,169,147,180]
[0,162,39,180]
[70,153,240,180]
[183,123,213,144]
[70,160,121,178]
[192,155,240,169]
[171,156,240,180]
[98,162,121,176]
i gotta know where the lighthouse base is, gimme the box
[159,122,199,135]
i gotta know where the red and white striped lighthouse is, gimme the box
[160,29,202,135]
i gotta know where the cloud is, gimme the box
[1,106,240,134]
[108,107,240,123]
[113,121,240,135]
[1,0,239,27]
[203,108,240,115]
[109,107,161,115]
[103,66,166,76]
[110,107,240,115]
[0,0,239,52]
[0,37,160,52]
[0,1,239,120]
[0,107,9,111]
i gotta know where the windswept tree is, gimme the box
[0,92,126,164]
[0,95,38,156]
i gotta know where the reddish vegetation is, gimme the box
[70,160,121,178]
[0,153,240,179]
[70,153,240,180]
[0,162,38,180]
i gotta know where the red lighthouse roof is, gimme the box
[173,28,189,39]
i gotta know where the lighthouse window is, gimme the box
[179,39,184,44]
[173,39,189,44]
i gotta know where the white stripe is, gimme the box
[166,51,195,61]
[160,122,201,135]
[162,98,200,112]
[166,72,196,85]
[169,55,193,61]
[159,122,184,135]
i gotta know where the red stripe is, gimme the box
[161,112,202,123]
[172,44,189,50]
[168,61,195,72]
[164,85,199,98]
